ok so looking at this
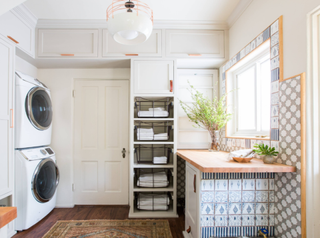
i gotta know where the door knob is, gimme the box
[122,148,127,158]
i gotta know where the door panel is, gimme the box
[134,60,174,94]
[0,37,14,200]
[186,164,198,238]
[74,80,129,204]
[103,29,162,57]
[38,29,98,57]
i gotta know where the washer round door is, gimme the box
[26,87,53,130]
[32,159,60,203]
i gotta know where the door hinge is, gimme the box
[72,183,75,192]
[72,90,76,97]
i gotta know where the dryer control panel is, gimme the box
[19,146,55,161]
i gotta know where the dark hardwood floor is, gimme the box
[13,205,185,238]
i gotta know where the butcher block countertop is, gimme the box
[177,150,296,173]
[0,207,17,229]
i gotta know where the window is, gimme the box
[227,46,271,138]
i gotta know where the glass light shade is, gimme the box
[108,12,153,45]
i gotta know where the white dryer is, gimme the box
[15,71,53,149]
[15,146,59,231]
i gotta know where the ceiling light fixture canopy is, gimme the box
[106,0,153,45]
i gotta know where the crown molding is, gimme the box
[36,19,228,30]
[227,0,253,28]
[11,3,38,27]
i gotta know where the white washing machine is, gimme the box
[15,71,53,149]
[15,146,59,231]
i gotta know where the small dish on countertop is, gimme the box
[232,157,254,163]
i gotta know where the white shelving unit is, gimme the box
[129,59,178,218]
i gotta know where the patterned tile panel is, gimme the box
[200,173,275,237]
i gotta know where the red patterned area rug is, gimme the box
[43,220,173,238]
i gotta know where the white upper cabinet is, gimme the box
[0,10,35,57]
[0,36,14,200]
[165,29,225,58]
[133,60,174,94]
[103,29,162,57]
[37,29,99,57]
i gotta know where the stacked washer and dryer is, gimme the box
[14,71,59,231]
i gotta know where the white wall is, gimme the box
[37,68,130,207]
[15,56,37,78]
[228,1,320,237]
[229,0,320,79]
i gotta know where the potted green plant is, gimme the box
[180,84,232,152]
[253,143,279,164]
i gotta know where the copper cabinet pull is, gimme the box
[125,54,138,56]
[7,36,19,44]
[170,80,173,92]
[193,174,196,193]
[188,54,202,57]
[60,54,74,56]
[186,226,191,233]
[10,109,14,128]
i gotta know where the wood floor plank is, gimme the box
[13,206,185,238]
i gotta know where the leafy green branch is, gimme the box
[253,144,279,156]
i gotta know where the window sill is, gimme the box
[225,135,270,140]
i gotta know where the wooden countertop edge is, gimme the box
[177,151,297,173]
[0,207,17,229]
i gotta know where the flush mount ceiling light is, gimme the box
[106,0,153,45]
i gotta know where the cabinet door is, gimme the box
[133,60,174,94]
[0,11,35,57]
[37,29,99,57]
[103,29,162,57]
[0,36,14,200]
[165,30,225,58]
[185,163,199,238]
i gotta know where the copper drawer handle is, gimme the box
[187,226,191,233]
[60,54,74,56]
[193,174,196,193]
[7,36,19,44]
[125,54,138,56]
[188,54,201,57]
[10,109,14,128]
[170,80,173,92]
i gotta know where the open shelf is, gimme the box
[134,142,174,145]
[133,184,174,192]
[131,205,177,218]
[134,118,174,121]
[133,163,174,168]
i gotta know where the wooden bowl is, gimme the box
[233,157,253,163]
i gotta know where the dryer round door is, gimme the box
[32,159,60,203]
[26,87,53,130]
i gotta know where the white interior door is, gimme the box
[74,80,129,204]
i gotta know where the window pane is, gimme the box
[260,59,271,131]
[237,66,255,130]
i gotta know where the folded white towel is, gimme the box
[137,204,169,211]
[138,111,169,117]
[153,156,167,164]
[137,181,169,187]
[137,193,170,205]
[138,171,167,181]
[153,136,169,141]
[149,107,165,111]
[154,133,168,137]
[137,136,154,141]
[137,128,154,134]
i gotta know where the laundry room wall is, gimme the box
[225,0,320,236]
[37,68,130,207]
[15,56,37,78]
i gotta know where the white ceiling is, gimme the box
[24,0,241,21]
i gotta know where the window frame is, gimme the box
[227,46,271,139]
